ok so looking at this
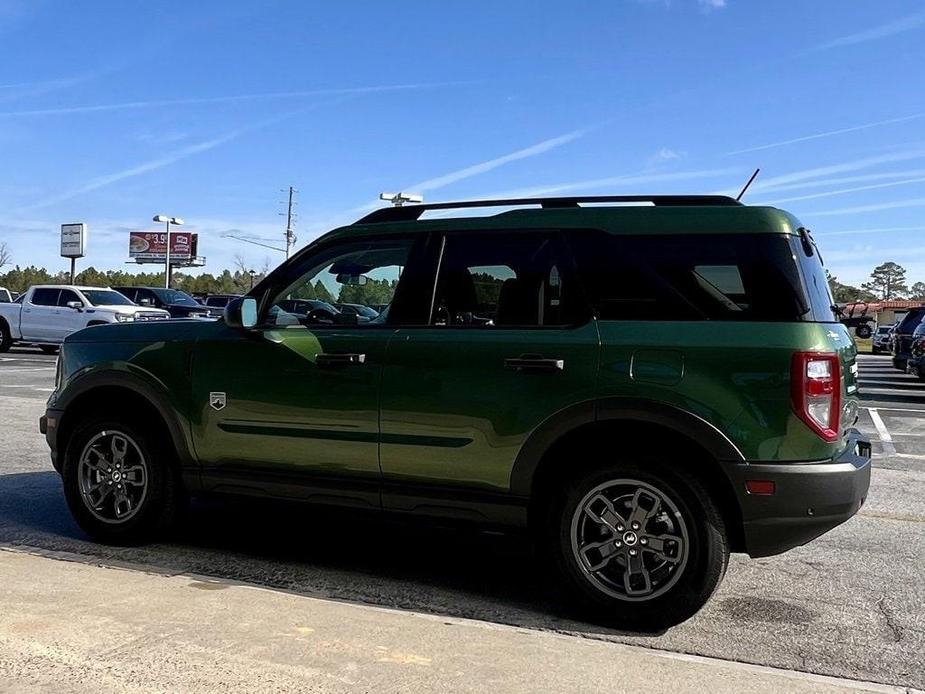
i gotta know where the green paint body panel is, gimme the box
[47,202,866,551]
[379,323,600,492]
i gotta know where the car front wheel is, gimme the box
[549,461,728,631]
[62,416,181,544]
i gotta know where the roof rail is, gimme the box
[356,194,741,224]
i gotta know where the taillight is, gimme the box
[791,352,841,442]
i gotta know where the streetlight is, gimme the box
[248,269,256,290]
[153,215,184,288]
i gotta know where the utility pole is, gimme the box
[280,187,297,259]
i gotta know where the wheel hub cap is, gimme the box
[571,478,690,602]
[77,430,148,524]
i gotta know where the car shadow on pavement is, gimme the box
[0,471,663,637]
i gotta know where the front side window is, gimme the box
[431,232,586,327]
[57,289,81,306]
[265,238,413,327]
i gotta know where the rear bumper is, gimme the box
[730,429,871,558]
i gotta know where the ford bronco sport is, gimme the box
[41,195,871,629]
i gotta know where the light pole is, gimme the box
[153,215,184,288]
[248,270,256,290]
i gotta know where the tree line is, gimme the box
[828,261,925,303]
[0,262,397,307]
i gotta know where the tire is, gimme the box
[62,415,182,544]
[547,460,728,631]
[39,345,59,355]
[856,325,872,339]
[0,319,12,353]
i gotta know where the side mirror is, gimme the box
[138,298,153,306]
[66,301,84,311]
[224,297,258,329]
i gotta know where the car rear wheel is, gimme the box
[62,416,181,544]
[548,460,728,631]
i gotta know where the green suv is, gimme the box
[41,195,871,629]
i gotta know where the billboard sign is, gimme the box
[61,223,87,258]
[129,231,198,261]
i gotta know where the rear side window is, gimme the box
[431,231,589,327]
[569,232,813,322]
[30,288,60,306]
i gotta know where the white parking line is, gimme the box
[0,367,55,373]
[867,408,896,456]
[0,385,54,392]
[863,406,925,414]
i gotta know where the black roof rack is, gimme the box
[356,194,741,224]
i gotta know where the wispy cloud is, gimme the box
[811,9,925,52]
[758,174,925,205]
[805,197,925,217]
[726,113,925,155]
[0,80,471,118]
[16,100,348,213]
[699,0,726,10]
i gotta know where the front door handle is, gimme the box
[316,352,366,368]
[504,356,565,373]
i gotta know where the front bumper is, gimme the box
[730,429,872,558]
[40,408,65,473]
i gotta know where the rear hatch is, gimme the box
[791,230,859,423]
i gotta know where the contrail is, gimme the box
[726,113,925,156]
[17,99,350,212]
[409,128,590,192]
[0,80,472,118]
[758,175,925,205]
[811,8,925,51]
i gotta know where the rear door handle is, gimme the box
[504,356,565,373]
[316,352,366,368]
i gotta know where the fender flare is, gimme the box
[509,397,746,496]
[56,369,196,470]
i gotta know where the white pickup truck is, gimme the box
[0,285,170,353]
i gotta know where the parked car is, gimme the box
[113,286,210,319]
[904,323,925,379]
[201,294,243,317]
[891,307,925,371]
[871,325,893,354]
[0,287,11,303]
[334,302,380,322]
[41,195,870,630]
[0,285,170,352]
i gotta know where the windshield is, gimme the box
[153,289,200,306]
[82,289,135,307]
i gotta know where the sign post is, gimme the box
[60,223,87,283]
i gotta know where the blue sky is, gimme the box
[1,0,924,286]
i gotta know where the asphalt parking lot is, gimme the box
[1,346,923,690]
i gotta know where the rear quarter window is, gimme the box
[569,232,813,322]
[794,231,837,322]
